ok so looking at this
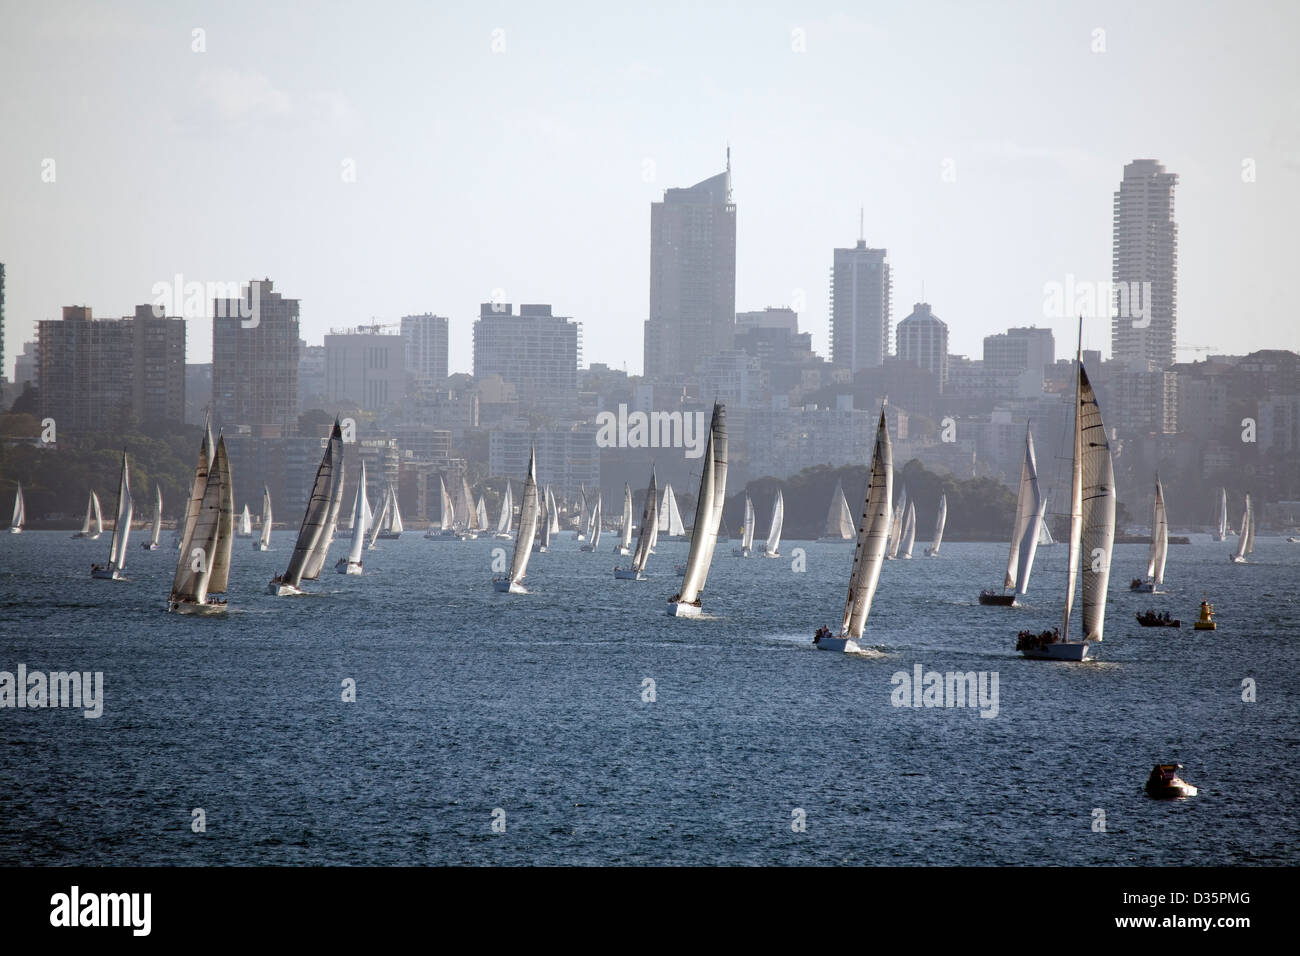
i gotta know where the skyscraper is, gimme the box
[1111,159,1178,370]
[324,324,406,411]
[830,238,891,372]
[401,313,449,386]
[896,302,949,390]
[473,303,580,408]
[212,279,300,436]
[643,156,736,381]
[0,262,6,386]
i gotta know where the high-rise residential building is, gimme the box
[0,262,6,385]
[473,303,579,408]
[643,157,737,380]
[830,238,891,372]
[983,326,1055,383]
[212,279,300,436]
[1112,159,1178,370]
[401,313,449,386]
[297,343,327,410]
[37,304,186,433]
[13,341,38,391]
[489,425,599,500]
[895,302,950,390]
[324,324,406,411]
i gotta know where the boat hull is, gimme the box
[815,635,863,653]
[1130,581,1156,593]
[666,601,701,617]
[376,532,401,540]
[613,567,645,580]
[90,567,124,580]
[267,580,304,596]
[979,592,1017,606]
[493,577,526,594]
[335,559,363,575]
[73,533,101,540]
[252,541,270,551]
[140,542,159,550]
[1020,641,1092,661]
[1229,555,1246,564]
[169,598,227,616]
[613,546,630,555]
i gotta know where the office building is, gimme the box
[212,279,300,436]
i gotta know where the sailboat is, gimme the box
[367,482,388,550]
[548,488,561,535]
[616,471,659,580]
[611,483,634,555]
[168,425,232,615]
[886,486,908,559]
[815,407,892,653]
[659,483,686,539]
[1016,327,1114,661]
[733,494,756,556]
[494,482,514,539]
[253,483,273,550]
[141,484,163,549]
[337,461,369,574]
[1131,476,1168,591]
[980,427,1046,606]
[269,421,343,595]
[91,450,133,579]
[475,495,488,535]
[300,449,346,582]
[820,481,855,541]
[580,494,603,551]
[376,483,403,539]
[454,477,477,539]
[493,446,540,593]
[899,500,917,559]
[1230,495,1253,563]
[238,504,253,537]
[1213,488,1228,541]
[575,485,589,540]
[73,490,103,539]
[668,402,727,617]
[427,475,456,538]
[8,483,23,533]
[924,493,947,557]
[759,490,784,557]
[534,484,553,553]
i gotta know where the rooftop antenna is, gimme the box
[725,144,733,203]
[859,206,864,242]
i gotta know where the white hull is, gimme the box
[90,567,125,580]
[732,547,750,557]
[140,542,159,550]
[613,567,645,580]
[1021,641,1092,661]
[8,528,21,534]
[1131,582,1156,593]
[815,635,863,653]
[252,541,270,551]
[494,532,513,540]
[169,598,228,616]
[924,547,939,557]
[1229,555,1247,564]
[666,601,701,617]
[493,577,526,594]
[73,532,101,540]
[613,546,630,555]
[267,580,305,596]
[335,558,363,575]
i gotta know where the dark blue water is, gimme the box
[1,530,1295,865]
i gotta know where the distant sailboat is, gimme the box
[1213,487,1228,542]
[269,421,343,596]
[924,493,947,556]
[886,486,908,559]
[8,483,23,533]
[301,451,347,582]
[377,483,403,539]
[455,477,477,539]
[534,484,553,553]
[141,484,162,549]
[821,481,854,541]
[238,504,253,537]
[494,482,514,539]
[575,485,589,540]
[815,407,892,653]
[494,446,540,593]
[1016,326,1114,661]
[253,483,273,550]
[899,500,916,559]
[760,490,784,557]
[1131,476,1168,591]
[659,483,686,538]
[168,422,231,614]
[367,484,388,550]
[547,487,561,535]
[1230,495,1253,563]
[73,490,103,539]
[475,495,488,534]
[616,470,659,580]
[734,494,755,556]
[428,475,455,538]
[580,494,603,551]
[668,402,727,617]
[980,427,1045,606]
[614,483,634,555]
[337,460,369,575]
[92,450,133,579]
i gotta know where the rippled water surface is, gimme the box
[1,530,1296,865]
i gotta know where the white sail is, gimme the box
[538,485,552,549]
[1246,508,1255,554]
[79,491,94,535]
[676,403,728,606]
[1217,488,1228,540]
[170,434,227,607]
[10,483,24,531]
[1146,475,1168,586]
[239,504,252,536]
[631,470,659,573]
[765,490,784,555]
[497,482,513,535]
[208,440,235,592]
[589,495,602,549]
[824,481,853,539]
[149,484,163,547]
[277,422,343,589]
[841,408,893,638]
[503,446,540,587]
[1038,517,1054,545]
[347,461,369,566]
[1063,361,1115,642]
[437,477,454,531]
[741,495,755,552]
[388,484,403,534]
[170,425,212,600]
[303,440,346,581]
[887,486,908,559]
[928,493,947,556]
[458,477,475,531]
[1234,496,1252,559]
[577,485,589,535]
[619,483,634,550]
[259,483,273,548]
[547,487,560,534]
[368,486,389,549]
[900,500,916,559]
[661,484,685,536]
[105,450,133,570]
[475,495,488,531]
[1006,428,1044,595]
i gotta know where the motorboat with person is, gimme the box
[1136,609,1180,628]
[1145,764,1197,799]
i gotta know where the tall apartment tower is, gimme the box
[473,303,580,408]
[1112,159,1178,370]
[401,313,449,385]
[643,155,737,381]
[324,324,406,411]
[830,238,891,372]
[896,302,949,390]
[0,263,6,385]
[212,279,300,436]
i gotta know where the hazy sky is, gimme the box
[3,0,1298,378]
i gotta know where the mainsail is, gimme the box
[105,450,133,571]
[619,484,634,551]
[497,482,513,536]
[631,469,659,573]
[840,408,893,639]
[765,490,784,555]
[278,422,343,589]
[825,481,854,539]
[676,403,728,606]
[239,504,252,536]
[1234,496,1252,559]
[388,484,403,534]
[259,483,273,549]
[1217,488,1228,540]
[303,438,346,580]
[368,486,389,549]
[588,494,603,549]
[741,494,755,553]
[547,486,560,534]
[900,500,916,559]
[438,476,454,531]
[1005,428,1045,596]
[1063,360,1116,642]
[887,486,908,559]
[928,493,947,556]
[149,484,163,548]
[504,446,541,587]
[475,495,488,532]
[1146,475,1168,586]
[346,461,369,567]
[208,438,235,593]
[659,483,685,536]
[9,483,23,532]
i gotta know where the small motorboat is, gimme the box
[1192,597,1217,631]
[1136,610,1180,627]
[1129,577,1155,593]
[1016,627,1091,660]
[979,589,1016,606]
[1145,763,1197,799]
[1288,536,1299,543]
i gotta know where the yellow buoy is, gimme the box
[1193,594,1217,631]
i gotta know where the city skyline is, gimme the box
[2,2,1298,381]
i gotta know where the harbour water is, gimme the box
[0,532,1295,865]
